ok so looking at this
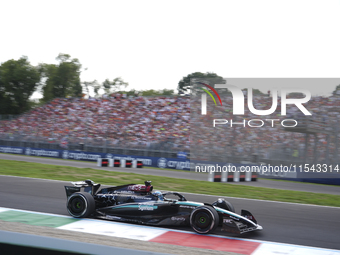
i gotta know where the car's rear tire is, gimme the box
[190,206,219,234]
[67,192,95,218]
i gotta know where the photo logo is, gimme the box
[195,79,313,128]
[201,84,312,116]
[198,82,222,115]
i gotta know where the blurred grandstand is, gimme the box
[0,96,190,159]
[0,93,340,164]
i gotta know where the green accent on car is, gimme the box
[177,201,243,220]
[110,204,158,210]
[176,201,203,207]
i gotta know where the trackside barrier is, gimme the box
[114,159,121,167]
[137,160,143,168]
[99,158,143,169]
[120,159,126,168]
[125,159,132,168]
[97,158,113,167]
[208,170,258,182]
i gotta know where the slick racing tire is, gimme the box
[67,192,95,218]
[212,199,235,213]
[190,206,219,234]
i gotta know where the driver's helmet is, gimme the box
[153,191,164,201]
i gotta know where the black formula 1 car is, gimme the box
[64,180,262,235]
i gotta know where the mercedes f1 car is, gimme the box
[64,180,263,235]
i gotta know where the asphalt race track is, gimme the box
[0,154,340,250]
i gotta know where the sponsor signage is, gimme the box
[1,145,339,184]
[0,145,191,170]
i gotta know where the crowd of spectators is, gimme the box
[0,95,190,151]
[0,92,340,163]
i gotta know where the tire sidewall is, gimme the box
[190,206,219,234]
[67,192,95,218]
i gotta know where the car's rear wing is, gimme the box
[65,180,101,198]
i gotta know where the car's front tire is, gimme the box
[190,206,219,234]
[67,192,95,218]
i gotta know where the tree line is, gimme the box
[0,54,84,114]
[4,53,313,115]
[0,53,227,115]
[0,53,179,115]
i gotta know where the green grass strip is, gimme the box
[1,159,340,207]
[0,210,78,227]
